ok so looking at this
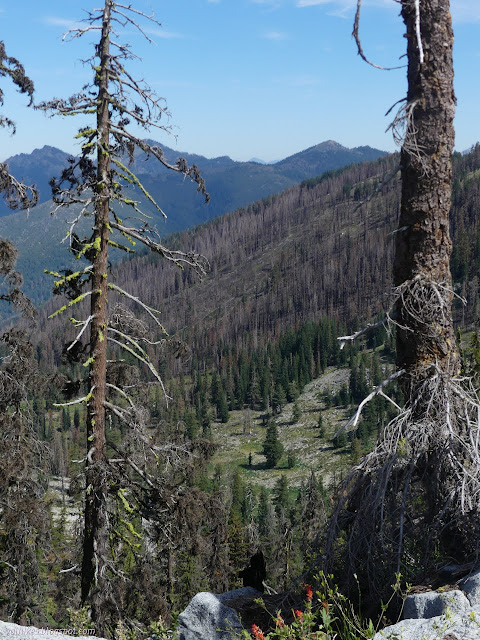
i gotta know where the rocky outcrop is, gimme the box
[176,587,260,640]
[373,568,480,639]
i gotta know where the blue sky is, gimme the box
[1,0,479,163]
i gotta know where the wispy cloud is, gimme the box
[297,0,330,5]
[250,0,283,10]
[296,0,392,13]
[43,16,84,30]
[295,0,479,22]
[144,27,184,39]
[262,30,289,40]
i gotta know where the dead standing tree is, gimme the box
[323,0,480,599]
[38,1,208,632]
[0,45,50,625]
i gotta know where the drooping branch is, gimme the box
[0,42,38,211]
[108,221,210,275]
[352,0,404,71]
[0,41,34,106]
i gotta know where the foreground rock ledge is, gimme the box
[374,567,480,639]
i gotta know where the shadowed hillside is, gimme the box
[28,144,480,367]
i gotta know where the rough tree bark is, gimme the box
[322,0,480,600]
[80,0,112,625]
[40,2,209,632]
[394,0,459,385]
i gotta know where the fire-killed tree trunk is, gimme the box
[40,1,209,632]
[81,1,112,628]
[394,0,459,384]
[323,0,480,600]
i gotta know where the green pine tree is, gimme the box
[292,401,301,423]
[263,420,284,468]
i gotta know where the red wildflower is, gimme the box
[275,614,285,628]
[305,584,313,602]
[322,601,329,612]
[251,623,265,639]
[293,609,304,619]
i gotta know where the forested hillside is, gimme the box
[14,142,480,632]
[0,141,386,309]
[2,0,479,635]
[32,144,480,372]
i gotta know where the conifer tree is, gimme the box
[272,383,287,415]
[38,2,208,631]
[262,420,284,468]
[274,474,291,517]
[257,486,274,539]
[317,413,325,438]
[292,400,301,423]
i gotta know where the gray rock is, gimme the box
[176,587,259,640]
[373,612,480,639]
[215,586,259,604]
[0,620,103,639]
[403,590,471,619]
[462,569,480,611]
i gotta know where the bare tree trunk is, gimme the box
[394,0,459,386]
[321,0,480,599]
[81,1,112,631]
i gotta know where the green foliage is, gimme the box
[230,470,247,520]
[292,401,301,423]
[240,573,382,639]
[183,408,199,441]
[263,421,284,468]
[323,391,332,410]
[287,450,296,469]
[317,413,326,438]
[350,438,363,464]
[274,475,291,515]
[272,384,287,415]
[333,430,348,449]
[67,607,94,632]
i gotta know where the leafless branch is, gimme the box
[67,314,94,352]
[353,0,405,70]
[333,369,405,438]
[107,330,170,403]
[108,282,167,331]
[338,316,391,349]
[108,221,210,276]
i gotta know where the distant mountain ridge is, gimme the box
[1,140,387,219]
[0,140,387,308]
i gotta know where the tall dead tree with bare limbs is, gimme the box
[323,0,480,601]
[0,45,50,626]
[39,1,208,632]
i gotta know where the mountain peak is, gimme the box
[314,140,347,152]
